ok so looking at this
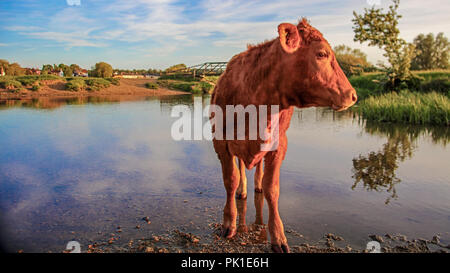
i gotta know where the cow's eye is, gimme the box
[316,52,328,59]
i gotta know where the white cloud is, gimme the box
[3,0,450,67]
[4,26,43,31]
[25,29,106,48]
[66,0,81,6]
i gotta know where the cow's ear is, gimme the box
[278,23,301,54]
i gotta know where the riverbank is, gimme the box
[0,77,189,99]
[351,70,450,125]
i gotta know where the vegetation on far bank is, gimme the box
[156,74,215,94]
[356,90,449,125]
[0,74,120,93]
[352,70,450,126]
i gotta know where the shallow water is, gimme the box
[0,95,449,252]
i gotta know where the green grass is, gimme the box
[105,77,120,86]
[0,75,63,92]
[64,77,112,91]
[65,78,85,91]
[350,70,450,100]
[350,70,450,126]
[0,75,117,92]
[159,74,197,82]
[157,78,214,94]
[356,91,450,125]
[145,82,159,89]
[0,78,23,92]
[84,78,110,91]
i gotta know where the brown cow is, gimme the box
[210,19,357,253]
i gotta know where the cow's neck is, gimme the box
[246,40,304,111]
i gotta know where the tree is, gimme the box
[6,62,25,76]
[0,59,9,71]
[57,64,73,77]
[41,64,53,75]
[333,45,373,76]
[70,64,81,72]
[411,33,450,70]
[92,62,113,78]
[352,0,416,89]
[165,64,187,73]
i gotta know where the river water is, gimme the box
[0,95,449,252]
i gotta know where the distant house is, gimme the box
[25,68,41,75]
[114,72,145,79]
[145,74,160,79]
[49,69,64,77]
[74,69,88,77]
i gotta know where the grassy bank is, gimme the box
[156,74,216,94]
[356,91,449,125]
[351,70,450,125]
[0,75,120,92]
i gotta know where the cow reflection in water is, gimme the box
[351,122,449,204]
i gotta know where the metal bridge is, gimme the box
[166,62,228,77]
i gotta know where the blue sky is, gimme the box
[0,0,449,69]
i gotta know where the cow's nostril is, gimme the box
[352,92,357,102]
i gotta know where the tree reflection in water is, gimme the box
[351,121,449,204]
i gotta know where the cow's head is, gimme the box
[278,19,357,111]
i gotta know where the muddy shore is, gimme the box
[60,221,449,254]
[0,78,188,100]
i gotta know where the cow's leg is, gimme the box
[236,159,248,199]
[236,159,248,232]
[263,154,289,253]
[254,160,264,225]
[218,153,240,239]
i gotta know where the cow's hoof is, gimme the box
[271,244,290,253]
[237,224,248,233]
[236,193,247,200]
[221,227,237,239]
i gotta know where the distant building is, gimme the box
[49,69,64,77]
[25,68,41,75]
[74,69,88,77]
[114,72,145,79]
[0,66,5,76]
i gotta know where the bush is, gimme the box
[105,77,120,86]
[85,78,110,91]
[171,82,193,92]
[145,82,159,89]
[419,76,450,95]
[199,81,214,93]
[65,79,85,91]
[15,76,40,86]
[31,84,40,91]
[351,71,450,100]
[0,79,23,89]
